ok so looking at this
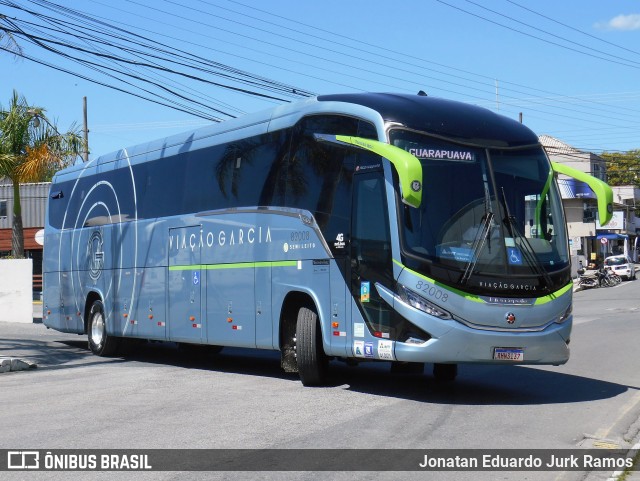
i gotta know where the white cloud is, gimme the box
[596,13,640,31]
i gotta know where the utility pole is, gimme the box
[82,96,89,162]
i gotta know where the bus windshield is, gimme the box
[391,129,569,294]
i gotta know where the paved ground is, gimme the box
[2,285,639,481]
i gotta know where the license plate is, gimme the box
[493,348,524,361]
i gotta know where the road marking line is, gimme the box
[607,442,640,481]
[596,391,640,440]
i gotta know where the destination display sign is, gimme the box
[407,147,476,162]
[393,139,477,162]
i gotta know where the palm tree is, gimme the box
[0,90,84,258]
[0,25,23,57]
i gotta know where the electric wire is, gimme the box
[505,0,640,58]
[224,0,640,118]
[83,0,640,130]
[0,45,224,121]
[0,0,313,124]
[1,0,638,154]
[2,20,240,118]
[24,10,248,115]
[14,13,246,118]
[436,0,640,70]
[10,1,308,99]
[462,0,640,67]
[5,0,638,127]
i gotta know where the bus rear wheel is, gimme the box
[88,300,120,356]
[296,307,327,386]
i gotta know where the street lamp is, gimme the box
[26,108,87,166]
[27,108,62,135]
[27,106,89,162]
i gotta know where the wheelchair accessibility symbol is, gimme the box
[507,247,523,265]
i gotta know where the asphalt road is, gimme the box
[1,280,639,481]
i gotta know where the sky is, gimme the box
[2,0,640,161]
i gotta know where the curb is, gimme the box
[0,357,38,373]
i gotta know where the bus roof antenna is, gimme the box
[417,90,428,96]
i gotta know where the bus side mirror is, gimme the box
[551,162,613,226]
[314,134,423,208]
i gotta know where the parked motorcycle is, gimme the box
[577,270,599,289]
[599,268,622,287]
[576,268,621,290]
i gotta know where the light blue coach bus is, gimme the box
[43,93,613,385]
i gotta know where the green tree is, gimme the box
[601,150,640,187]
[0,90,84,257]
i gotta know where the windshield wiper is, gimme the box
[460,169,495,286]
[500,187,553,291]
[460,211,494,285]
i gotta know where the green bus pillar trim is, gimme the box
[314,134,423,208]
[534,168,554,238]
[551,161,614,226]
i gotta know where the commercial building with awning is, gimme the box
[596,232,628,241]
[540,135,639,267]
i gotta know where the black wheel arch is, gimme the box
[278,291,324,374]
[84,291,103,334]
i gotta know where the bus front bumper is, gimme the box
[393,317,571,366]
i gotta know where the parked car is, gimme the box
[603,255,637,281]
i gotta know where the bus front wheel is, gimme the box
[88,300,120,356]
[296,307,327,386]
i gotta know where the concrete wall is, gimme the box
[0,258,33,323]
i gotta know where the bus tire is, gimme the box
[296,307,327,386]
[433,363,457,382]
[88,300,120,356]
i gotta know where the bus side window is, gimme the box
[214,131,289,209]
[352,174,391,269]
[286,115,376,254]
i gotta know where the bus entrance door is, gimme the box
[168,226,204,343]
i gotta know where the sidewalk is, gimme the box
[0,301,42,373]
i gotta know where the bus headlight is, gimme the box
[398,285,452,320]
[557,304,572,324]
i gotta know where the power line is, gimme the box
[462,0,640,67]
[0,45,224,121]
[505,0,640,58]
[2,0,639,153]
[24,10,249,116]
[1,0,316,125]
[84,0,640,130]
[9,0,639,129]
[436,0,640,70]
[2,21,237,119]
[15,0,311,99]
[219,0,640,141]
